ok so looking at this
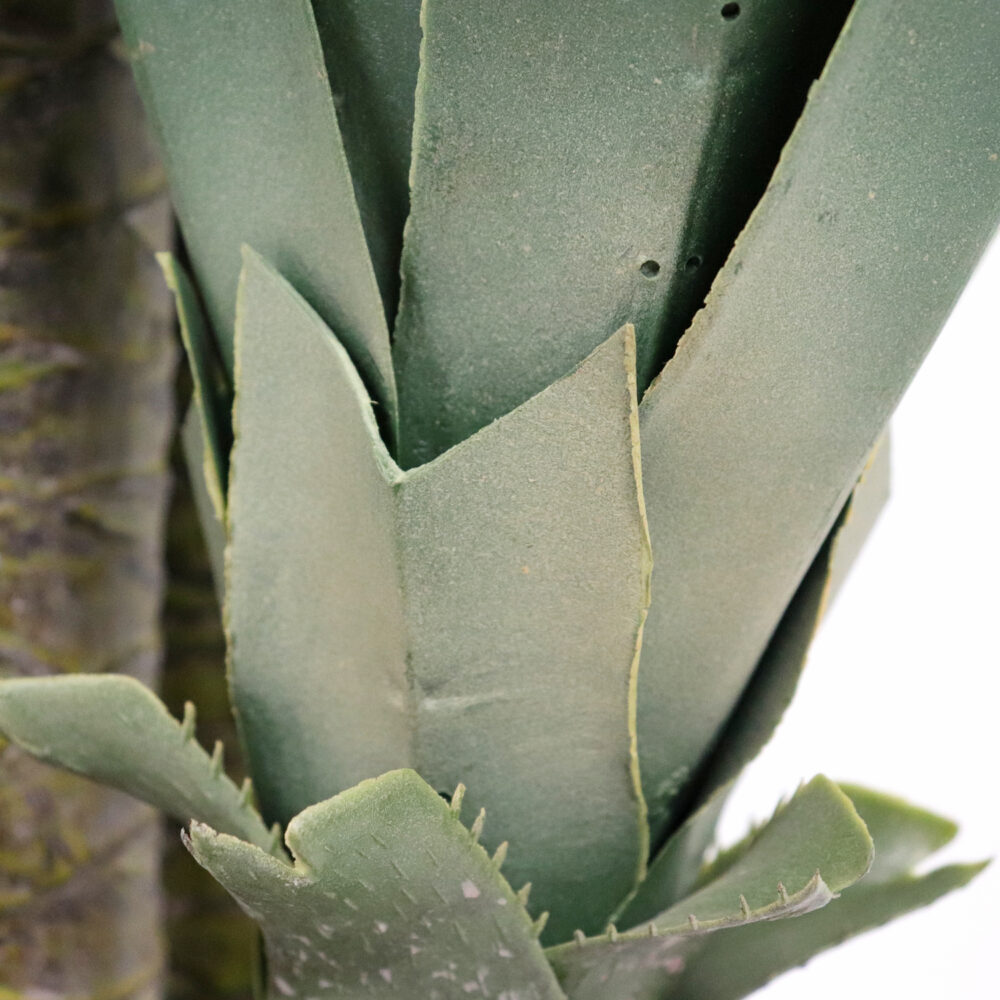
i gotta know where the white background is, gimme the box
[719,230,999,996]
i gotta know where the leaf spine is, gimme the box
[268,823,282,854]
[688,914,699,930]
[605,923,619,943]
[532,912,549,938]
[239,776,254,808]
[210,739,224,777]
[739,894,751,919]
[450,783,466,815]
[516,882,532,906]
[573,930,586,947]
[470,807,486,843]
[492,841,509,869]
[181,701,197,742]
[777,882,789,904]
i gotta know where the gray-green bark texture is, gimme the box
[0,1,175,995]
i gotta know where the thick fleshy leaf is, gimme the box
[227,250,649,941]
[837,784,957,884]
[187,769,567,1000]
[179,403,226,600]
[393,0,854,466]
[545,777,872,1000]
[658,787,984,999]
[159,252,230,518]
[824,435,891,606]
[637,0,1000,841]
[616,441,888,926]
[114,0,397,428]
[311,0,422,319]
[621,511,844,926]
[0,675,274,853]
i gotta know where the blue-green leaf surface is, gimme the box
[824,435,891,606]
[616,439,890,927]
[0,675,274,853]
[179,403,226,601]
[658,786,985,999]
[114,0,397,429]
[545,777,872,1000]
[637,0,1000,841]
[187,769,567,1000]
[311,1,422,319]
[159,253,230,519]
[227,250,649,941]
[392,0,855,466]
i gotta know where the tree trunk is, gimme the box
[0,1,175,995]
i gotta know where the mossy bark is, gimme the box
[0,1,175,995]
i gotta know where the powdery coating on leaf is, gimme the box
[547,777,872,1000]
[115,0,397,422]
[660,783,986,1000]
[186,770,566,999]
[227,251,649,942]
[636,0,1000,843]
[394,0,856,466]
[0,675,274,853]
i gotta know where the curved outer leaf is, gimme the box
[658,787,985,999]
[159,252,230,519]
[0,675,274,854]
[637,0,1000,840]
[615,436,889,927]
[228,250,650,941]
[161,252,230,598]
[113,0,397,429]
[545,776,873,1000]
[187,769,568,1000]
[620,507,846,926]
[823,436,891,607]
[392,0,854,466]
[311,0,422,319]
[179,403,227,602]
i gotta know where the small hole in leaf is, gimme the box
[721,3,741,20]
[640,259,661,278]
[438,790,453,804]
[684,255,703,273]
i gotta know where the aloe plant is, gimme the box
[0,0,997,997]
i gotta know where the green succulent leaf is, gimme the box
[837,784,958,884]
[637,0,1000,841]
[392,0,856,466]
[159,252,231,520]
[545,776,873,1000]
[615,437,888,927]
[685,433,891,810]
[161,249,230,597]
[227,248,650,942]
[657,787,985,999]
[621,509,844,926]
[823,436,891,608]
[311,0,422,320]
[186,769,567,1000]
[179,403,227,602]
[113,0,397,430]
[0,675,275,854]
